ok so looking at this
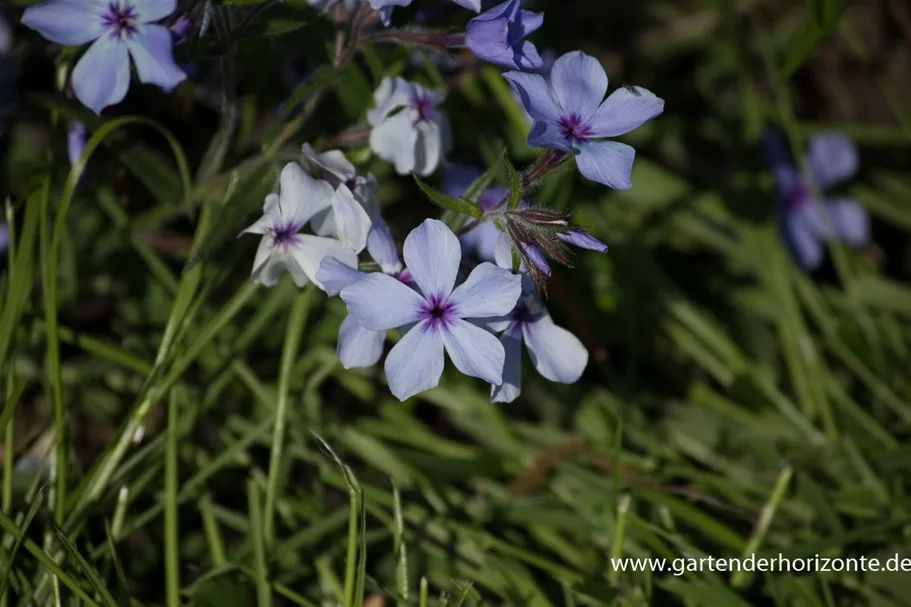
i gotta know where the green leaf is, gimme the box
[413,175,482,218]
[782,0,846,77]
[0,490,43,599]
[52,525,121,607]
[506,157,521,210]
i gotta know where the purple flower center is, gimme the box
[784,180,811,210]
[411,94,435,123]
[510,301,533,328]
[392,269,412,284]
[271,222,301,247]
[558,113,593,143]
[102,1,138,38]
[419,294,455,330]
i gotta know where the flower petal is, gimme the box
[22,0,105,46]
[279,162,335,227]
[523,315,587,383]
[412,118,445,177]
[443,163,480,197]
[126,24,186,91]
[493,233,513,270]
[513,40,544,71]
[331,184,372,252]
[302,143,356,182]
[367,76,414,126]
[448,262,521,319]
[369,110,418,175]
[502,71,561,123]
[338,315,385,369]
[528,119,572,151]
[316,256,364,296]
[549,51,607,120]
[780,206,824,271]
[557,229,608,253]
[341,272,426,331]
[448,0,481,12]
[67,121,87,168]
[808,131,858,190]
[240,193,281,236]
[465,13,510,64]
[384,321,445,401]
[72,35,131,114]
[460,220,501,262]
[491,324,522,403]
[367,221,401,273]
[289,234,358,291]
[824,197,869,246]
[575,140,635,189]
[403,218,461,300]
[588,86,664,138]
[132,0,177,23]
[442,319,505,385]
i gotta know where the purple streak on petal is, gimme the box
[21,0,105,46]
[316,256,365,296]
[549,51,607,121]
[337,315,385,369]
[341,272,426,331]
[126,24,186,91]
[490,324,522,403]
[72,35,130,114]
[441,319,505,385]
[825,197,869,247]
[403,218,461,300]
[557,229,608,253]
[447,262,521,319]
[384,320,445,401]
[808,131,858,191]
[575,140,635,189]
[523,314,587,383]
[588,86,664,138]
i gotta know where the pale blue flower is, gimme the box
[762,129,869,271]
[240,162,371,290]
[340,218,521,401]
[465,0,543,70]
[503,50,664,189]
[22,0,186,114]
[484,235,587,402]
[369,0,479,25]
[367,77,451,176]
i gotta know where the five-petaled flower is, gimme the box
[368,76,451,176]
[482,236,588,402]
[762,129,869,271]
[503,51,664,189]
[340,219,521,401]
[466,0,543,70]
[369,0,480,25]
[240,162,371,290]
[22,0,187,114]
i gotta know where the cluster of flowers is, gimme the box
[15,0,869,402]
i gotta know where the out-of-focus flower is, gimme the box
[169,13,191,44]
[239,162,371,290]
[307,0,361,14]
[443,163,506,261]
[503,51,664,189]
[482,235,587,402]
[762,129,869,271]
[67,121,87,167]
[22,0,186,114]
[367,77,451,176]
[465,0,543,70]
[369,0,479,25]
[340,219,520,401]
[0,223,8,255]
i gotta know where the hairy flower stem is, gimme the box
[362,28,466,50]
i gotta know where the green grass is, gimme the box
[2,0,911,605]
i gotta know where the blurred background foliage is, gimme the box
[2,0,911,605]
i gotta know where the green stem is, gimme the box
[164,388,180,607]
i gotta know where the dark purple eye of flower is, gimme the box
[558,113,594,143]
[272,222,300,246]
[420,294,454,329]
[102,1,138,37]
[411,94,435,122]
[511,301,532,327]
[784,180,811,210]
